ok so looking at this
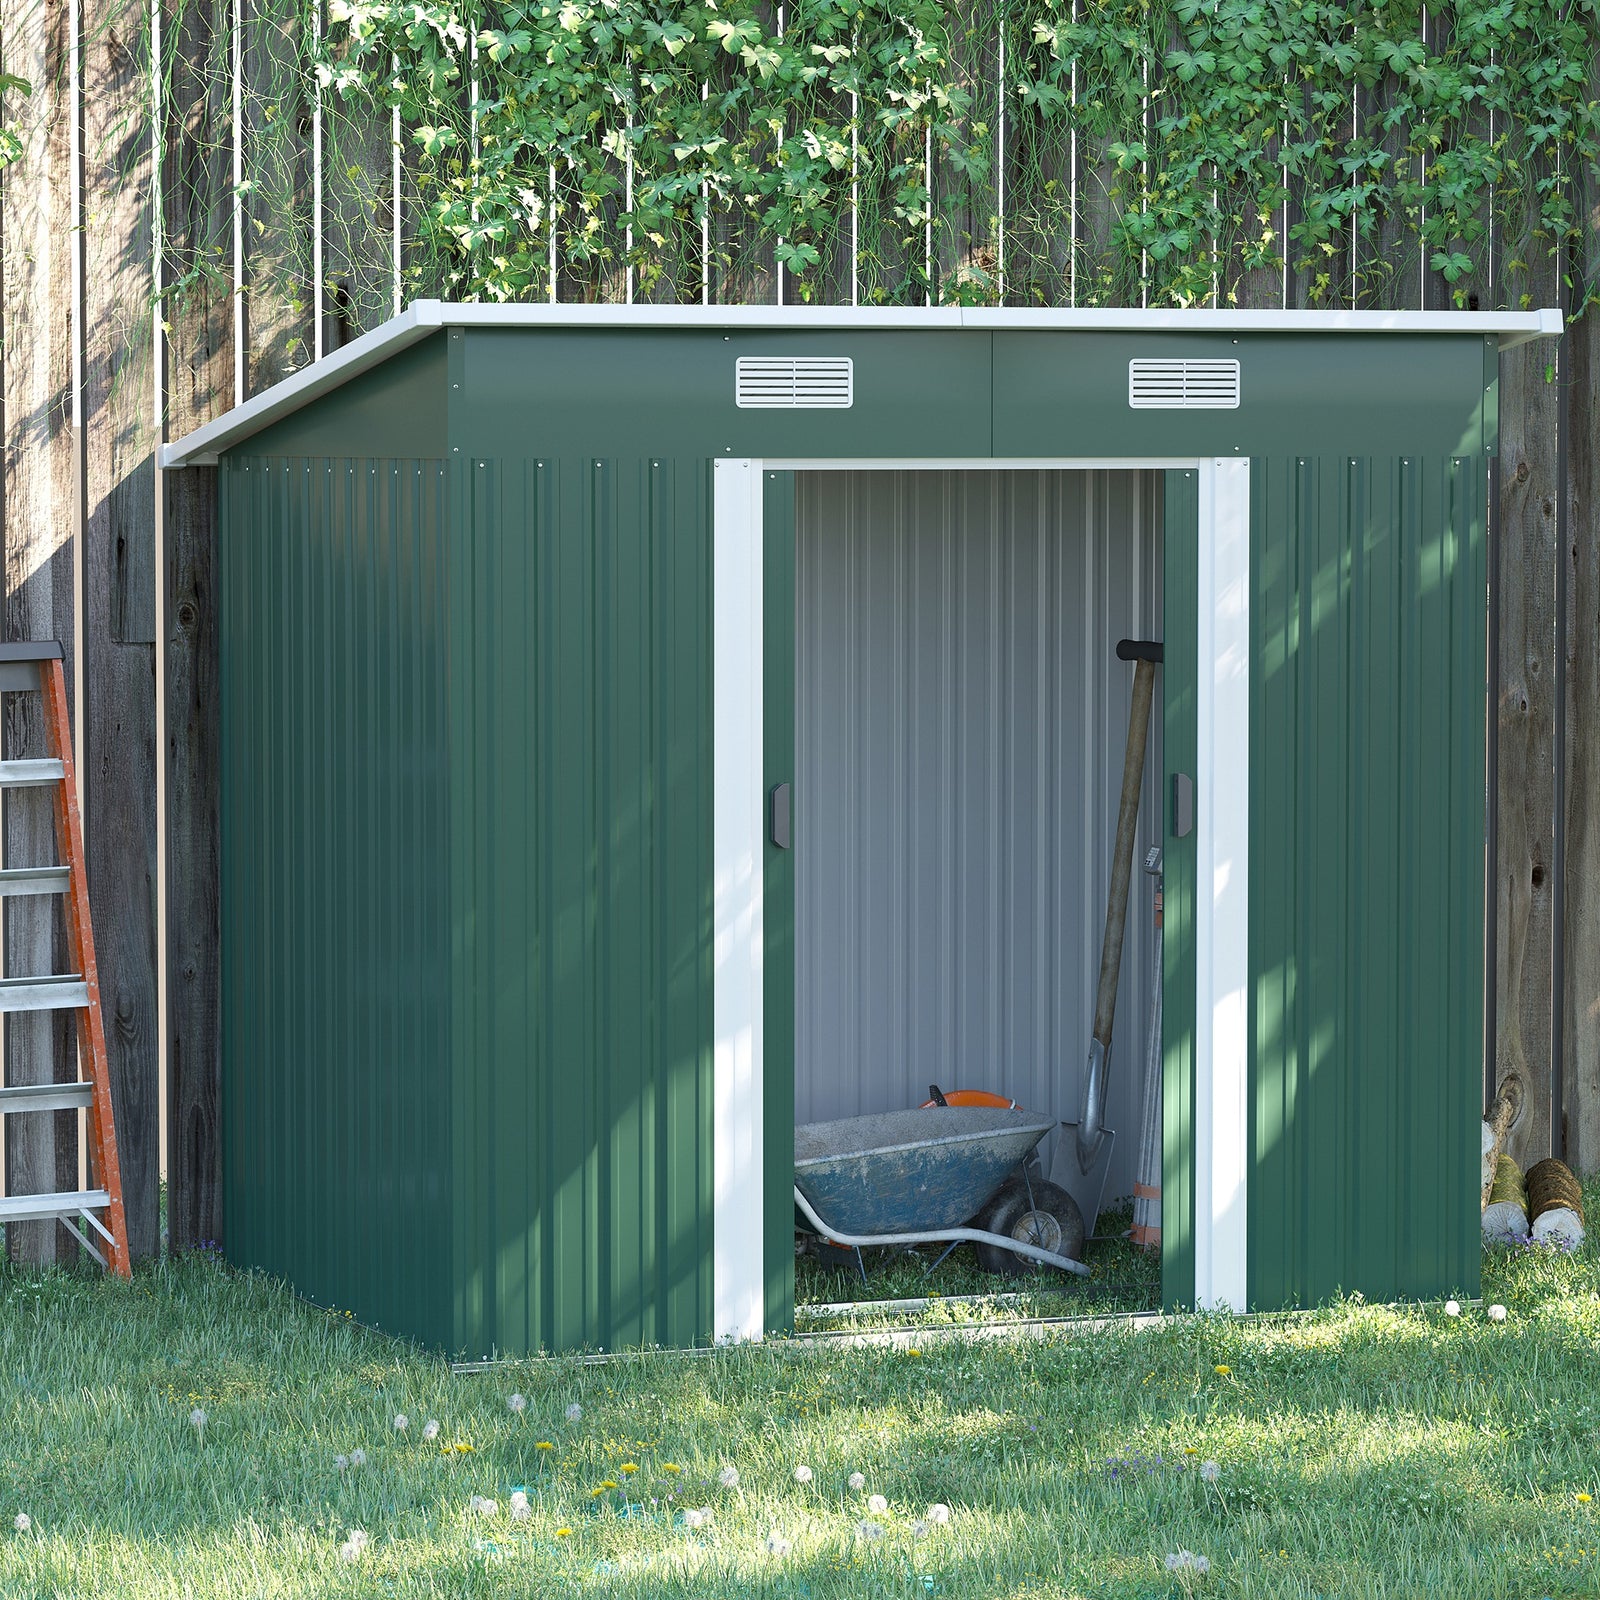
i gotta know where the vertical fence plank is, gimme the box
[1497,334,1559,1166]
[83,0,161,1261]
[1564,308,1600,1170]
[162,0,229,1250]
[1,0,78,1264]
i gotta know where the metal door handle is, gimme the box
[770,782,792,850]
[1171,773,1193,839]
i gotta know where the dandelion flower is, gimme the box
[510,1490,529,1513]
[349,1448,366,1469]
[848,1472,866,1492]
[189,1407,207,1435]
[719,1466,739,1489]
[13,1514,30,1534]
[536,1441,554,1451]
[469,1494,499,1517]
[334,1454,350,1472]
[925,1503,951,1525]
[1489,1303,1508,1322]
[793,1465,813,1484]
[600,1480,618,1491]
[421,1418,441,1442]
[662,1462,681,1473]
[867,1494,888,1514]
[911,1520,929,1538]
[508,1393,527,1415]
[1200,1460,1221,1483]
[393,1414,409,1432]
[857,1520,884,1542]
[565,1403,583,1423]
[1166,1550,1210,1573]
[1580,1493,1594,1504]
[338,1541,360,1564]
[555,1527,572,1538]
[1213,1364,1231,1376]
[682,1508,705,1530]
[764,1531,793,1556]
[620,1463,638,1474]
[338,1529,370,1562]
[510,1497,531,1523]
[1444,1300,1461,1318]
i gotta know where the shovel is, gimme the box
[1055,638,1161,1236]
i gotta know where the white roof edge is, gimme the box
[161,298,1564,467]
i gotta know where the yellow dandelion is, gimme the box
[1579,1493,1594,1504]
[907,1348,922,1357]
[1183,1447,1198,1455]
[662,1463,681,1473]
[620,1463,638,1474]
[601,1479,618,1490]
[536,1441,554,1451]
[555,1527,572,1538]
[1214,1364,1232,1376]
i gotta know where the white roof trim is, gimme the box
[160,299,1562,467]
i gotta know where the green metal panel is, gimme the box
[452,455,714,1356]
[763,470,796,1335]
[452,329,994,460]
[219,456,453,1346]
[1161,469,1199,1310]
[234,338,448,461]
[993,333,1493,460]
[1248,455,1485,1307]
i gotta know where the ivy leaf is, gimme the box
[1430,249,1474,282]
[413,124,458,156]
[775,238,820,272]
[707,17,761,54]
[1016,77,1068,117]
[477,28,531,63]
[1163,48,1216,82]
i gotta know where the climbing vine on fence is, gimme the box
[129,0,1600,347]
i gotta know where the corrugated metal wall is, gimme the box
[219,456,454,1345]
[453,457,713,1358]
[793,470,1163,1203]
[1248,455,1486,1307]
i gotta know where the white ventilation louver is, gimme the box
[736,356,854,409]
[1127,358,1241,410]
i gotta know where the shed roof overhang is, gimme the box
[160,299,1564,468]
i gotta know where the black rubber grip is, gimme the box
[1116,638,1163,663]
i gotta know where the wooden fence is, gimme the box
[1,0,1595,1256]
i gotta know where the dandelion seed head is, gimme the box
[1165,1549,1210,1574]
[925,1502,951,1524]
[847,1471,866,1491]
[1443,1300,1461,1317]
[565,1403,583,1423]
[334,1455,349,1472]
[12,1514,30,1534]
[349,1448,366,1468]
[421,1419,441,1441]
[189,1407,207,1431]
[793,1464,813,1484]
[867,1493,888,1514]
[682,1508,705,1529]
[764,1531,793,1556]
[857,1519,884,1542]
[719,1466,739,1488]
[393,1414,409,1432]
[1200,1460,1221,1483]
[508,1393,527,1414]
[469,1495,498,1517]
[1488,1303,1508,1322]
[509,1490,529,1512]
[911,1519,929,1538]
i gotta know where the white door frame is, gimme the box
[711,456,1250,1342]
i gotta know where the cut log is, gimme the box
[1481,1076,1526,1208]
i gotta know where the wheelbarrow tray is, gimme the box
[794,1107,1056,1234]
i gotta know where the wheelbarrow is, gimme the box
[793,1107,1090,1277]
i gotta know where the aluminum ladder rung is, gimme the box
[0,1082,93,1114]
[0,759,64,788]
[0,1189,109,1225]
[0,867,69,898]
[0,976,88,1013]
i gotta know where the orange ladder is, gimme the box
[0,643,130,1276]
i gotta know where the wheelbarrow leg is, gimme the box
[924,1241,961,1276]
[855,1246,868,1286]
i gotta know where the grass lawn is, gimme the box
[4,1193,1600,1599]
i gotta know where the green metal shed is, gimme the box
[163,303,1560,1358]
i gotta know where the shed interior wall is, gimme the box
[792,470,1164,1205]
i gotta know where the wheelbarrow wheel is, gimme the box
[975,1180,1085,1276]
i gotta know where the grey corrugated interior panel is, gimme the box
[793,470,1163,1203]
[219,456,454,1347]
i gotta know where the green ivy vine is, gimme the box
[306,0,1600,310]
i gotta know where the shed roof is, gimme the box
[161,299,1563,468]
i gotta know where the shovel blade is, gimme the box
[1051,1122,1116,1239]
